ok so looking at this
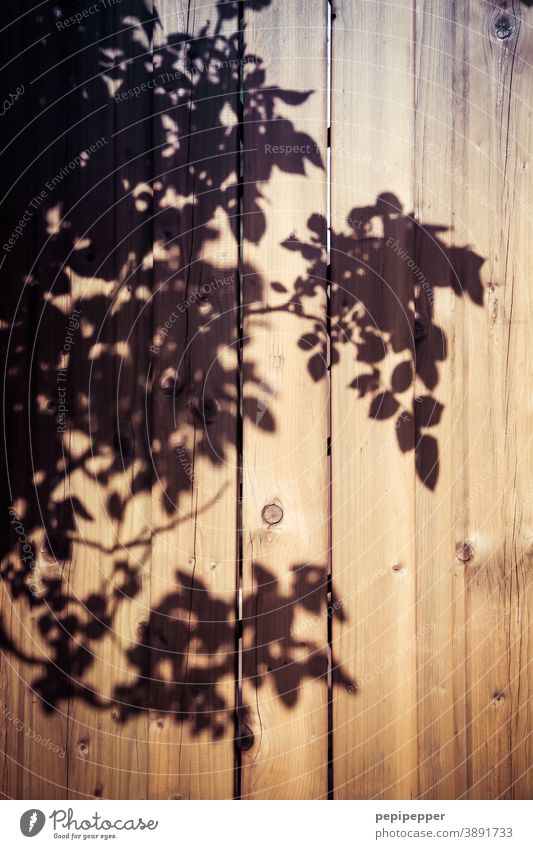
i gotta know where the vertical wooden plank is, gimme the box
[65,1,153,799]
[149,0,239,799]
[0,1,71,799]
[413,0,470,799]
[451,0,533,799]
[331,0,418,799]
[508,3,533,798]
[241,0,329,799]
[0,0,155,800]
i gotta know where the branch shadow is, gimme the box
[0,0,485,748]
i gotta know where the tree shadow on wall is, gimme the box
[0,0,485,743]
[281,192,484,489]
[0,560,352,740]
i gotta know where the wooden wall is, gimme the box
[1,0,532,799]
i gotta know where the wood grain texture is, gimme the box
[450,0,533,800]
[65,3,153,800]
[330,0,419,800]
[413,0,469,800]
[240,0,329,800]
[1,0,533,802]
[0,2,72,799]
[415,0,533,801]
[149,0,239,800]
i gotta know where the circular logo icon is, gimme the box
[20,810,46,837]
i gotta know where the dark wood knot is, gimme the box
[239,725,254,751]
[41,534,70,563]
[159,368,183,398]
[192,394,220,424]
[136,619,150,640]
[494,15,515,40]
[77,739,89,756]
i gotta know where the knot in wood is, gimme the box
[41,534,69,563]
[239,725,254,751]
[159,368,183,398]
[456,541,474,562]
[262,503,283,525]
[192,393,220,424]
[494,15,515,40]
[77,739,89,755]
[136,619,150,640]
